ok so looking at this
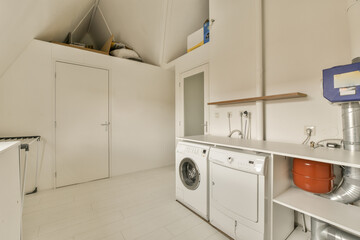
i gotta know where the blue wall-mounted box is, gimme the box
[203,20,210,44]
[323,62,360,103]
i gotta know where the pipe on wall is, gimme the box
[341,102,360,152]
[255,0,264,141]
[311,102,360,239]
[320,103,360,203]
[311,218,359,240]
[324,166,360,204]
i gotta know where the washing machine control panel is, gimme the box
[176,143,208,157]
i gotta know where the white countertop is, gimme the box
[177,135,360,168]
[0,142,20,154]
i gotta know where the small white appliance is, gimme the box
[209,147,268,240]
[176,141,210,220]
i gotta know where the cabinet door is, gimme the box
[55,62,109,188]
[209,0,257,101]
[0,145,21,240]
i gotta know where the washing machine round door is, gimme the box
[179,158,200,190]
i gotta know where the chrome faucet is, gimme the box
[228,129,243,138]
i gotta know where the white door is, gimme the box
[55,62,109,188]
[178,64,209,137]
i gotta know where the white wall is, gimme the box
[0,41,55,190]
[209,0,257,102]
[209,104,258,138]
[0,0,95,78]
[0,40,175,190]
[111,59,175,176]
[207,0,350,143]
[264,0,350,143]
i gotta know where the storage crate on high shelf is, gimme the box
[187,19,210,53]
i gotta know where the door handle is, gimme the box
[201,122,208,133]
[101,121,110,131]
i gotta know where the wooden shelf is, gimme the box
[52,35,113,56]
[208,92,307,105]
[273,187,360,237]
[53,42,108,55]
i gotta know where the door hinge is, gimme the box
[55,172,57,178]
[55,72,56,79]
[178,82,181,87]
[54,121,57,128]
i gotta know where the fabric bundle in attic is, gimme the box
[110,42,142,62]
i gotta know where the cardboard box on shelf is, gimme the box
[187,19,210,53]
[187,28,204,53]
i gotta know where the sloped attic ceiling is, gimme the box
[97,0,209,65]
[99,0,168,66]
[0,0,95,78]
[0,0,208,75]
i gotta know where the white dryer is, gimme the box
[209,147,269,240]
[176,141,210,220]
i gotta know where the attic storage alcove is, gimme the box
[52,0,114,55]
[54,0,114,55]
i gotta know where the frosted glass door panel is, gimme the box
[55,62,109,188]
[184,72,204,136]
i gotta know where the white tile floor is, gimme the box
[23,166,229,240]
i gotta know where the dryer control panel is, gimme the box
[209,147,268,176]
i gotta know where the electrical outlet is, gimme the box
[227,112,232,118]
[215,112,220,118]
[304,126,316,136]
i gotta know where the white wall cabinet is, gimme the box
[209,0,257,102]
[0,142,21,240]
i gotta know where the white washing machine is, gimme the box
[176,141,210,220]
[209,147,269,240]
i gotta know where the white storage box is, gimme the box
[187,28,204,53]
